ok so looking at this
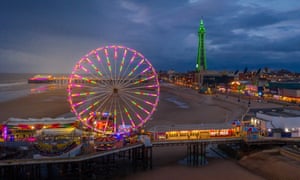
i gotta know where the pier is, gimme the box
[52,76,69,85]
[0,144,152,179]
[36,76,138,85]
[1,135,300,179]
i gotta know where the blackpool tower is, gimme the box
[196,19,207,72]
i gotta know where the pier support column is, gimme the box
[186,142,207,166]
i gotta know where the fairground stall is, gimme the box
[0,117,78,142]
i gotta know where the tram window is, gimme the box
[180,133,187,136]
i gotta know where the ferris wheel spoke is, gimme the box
[73,93,106,114]
[75,98,111,119]
[71,88,110,99]
[122,95,150,116]
[77,61,102,82]
[135,112,144,124]
[124,50,137,74]
[118,50,137,85]
[119,63,140,86]
[122,92,156,109]
[121,84,159,92]
[94,51,111,80]
[92,94,113,115]
[85,57,103,77]
[113,98,118,133]
[104,48,113,81]
[108,98,115,133]
[121,66,152,88]
[73,92,110,108]
[119,96,137,128]
[78,100,100,116]
[85,57,112,88]
[120,95,145,127]
[116,98,125,129]
[127,59,145,77]
[72,74,98,85]
[70,81,109,90]
[119,59,147,88]
[70,91,97,97]
[93,89,111,96]
[128,91,158,97]
[118,49,127,76]
[133,75,156,85]
[103,97,114,133]
[97,80,114,89]
[122,91,155,105]
[124,107,136,128]
[69,84,93,89]
[113,46,118,88]
[116,48,127,87]
[72,97,94,108]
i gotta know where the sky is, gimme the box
[1,0,300,73]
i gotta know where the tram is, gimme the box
[149,122,241,141]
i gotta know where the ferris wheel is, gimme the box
[67,45,160,135]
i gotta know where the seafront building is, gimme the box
[243,108,300,138]
[161,68,300,103]
[269,81,300,103]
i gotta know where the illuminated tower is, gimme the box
[196,19,207,72]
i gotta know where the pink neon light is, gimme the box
[114,47,117,59]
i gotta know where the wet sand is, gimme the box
[239,149,300,179]
[0,87,70,121]
[0,83,293,179]
[124,160,264,180]
[122,145,264,180]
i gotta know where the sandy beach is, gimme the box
[148,84,246,128]
[239,149,300,180]
[0,87,69,121]
[148,83,282,128]
[1,82,298,179]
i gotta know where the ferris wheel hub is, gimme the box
[113,88,118,94]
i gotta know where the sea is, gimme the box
[0,73,68,103]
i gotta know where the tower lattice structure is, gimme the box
[196,19,207,72]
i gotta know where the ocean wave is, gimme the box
[0,81,27,87]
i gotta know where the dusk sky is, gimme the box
[1,0,300,73]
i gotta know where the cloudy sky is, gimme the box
[1,0,300,73]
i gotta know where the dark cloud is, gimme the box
[235,11,282,29]
[0,0,300,73]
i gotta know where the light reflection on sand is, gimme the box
[165,97,189,109]
[30,84,65,94]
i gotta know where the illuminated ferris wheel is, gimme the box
[67,45,160,134]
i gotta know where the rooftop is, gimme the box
[251,108,300,118]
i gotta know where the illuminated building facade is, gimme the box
[243,108,300,137]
